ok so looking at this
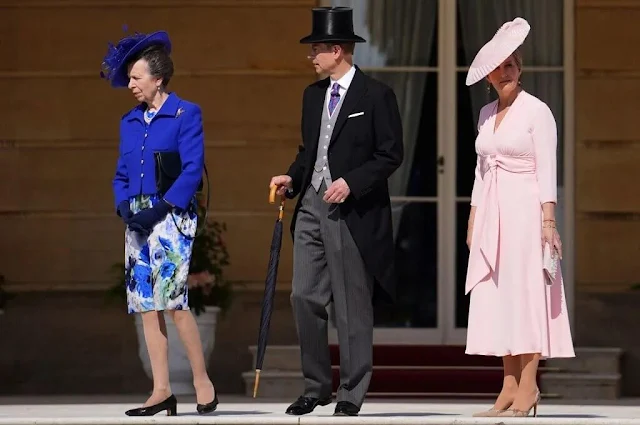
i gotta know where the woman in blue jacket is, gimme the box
[101,30,217,416]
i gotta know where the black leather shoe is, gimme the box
[125,394,177,416]
[334,401,360,416]
[285,395,332,415]
[196,392,219,415]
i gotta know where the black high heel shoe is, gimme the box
[125,394,177,416]
[196,393,219,415]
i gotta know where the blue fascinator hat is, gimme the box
[100,28,172,88]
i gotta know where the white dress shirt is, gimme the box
[325,65,356,117]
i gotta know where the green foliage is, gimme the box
[187,212,233,316]
[108,197,233,317]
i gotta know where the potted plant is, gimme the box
[108,196,232,394]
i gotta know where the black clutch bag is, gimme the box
[153,151,209,239]
[154,151,204,194]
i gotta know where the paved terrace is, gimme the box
[0,396,639,425]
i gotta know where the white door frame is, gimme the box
[441,0,465,345]
[326,0,575,346]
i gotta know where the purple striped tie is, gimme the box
[328,82,340,116]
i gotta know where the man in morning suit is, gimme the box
[269,7,404,417]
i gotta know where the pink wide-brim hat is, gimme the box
[465,17,530,86]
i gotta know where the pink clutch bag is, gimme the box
[543,242,559,286]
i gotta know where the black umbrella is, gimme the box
[252,185,286,398]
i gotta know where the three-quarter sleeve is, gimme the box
[531,103,558,204]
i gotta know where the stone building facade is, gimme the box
[0,0,639,396]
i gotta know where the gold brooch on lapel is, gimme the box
[176,107,185,118]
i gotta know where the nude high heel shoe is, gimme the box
[498,390,541,417]
[472,406,511,417]
[472,398,514,417]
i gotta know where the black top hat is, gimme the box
[299,7,366,44]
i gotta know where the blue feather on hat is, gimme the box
[100,28,172,88]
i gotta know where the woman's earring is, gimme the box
[486,83,491,95]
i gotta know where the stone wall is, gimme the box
[0,0,315,396]
[575,0,640,292]
[0,0,315,293]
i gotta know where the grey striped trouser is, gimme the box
[291,182,374,407]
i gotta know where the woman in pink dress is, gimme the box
[463,18,575,418]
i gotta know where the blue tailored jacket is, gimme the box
[112,92,205,211]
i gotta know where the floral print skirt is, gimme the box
[124,194,198,314]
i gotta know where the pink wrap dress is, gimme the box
[465,91,575,359]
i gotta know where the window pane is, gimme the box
[364,71,438,197]
[455,202,471,328]
[456,70,482,198]
[456,0,564,67]
[330,0,438,67]
[375,201,438,328]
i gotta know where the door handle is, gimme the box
[437,155,444,174]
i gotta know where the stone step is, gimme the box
[246,344,562,373]
[242,370,564,400]
[545,347,623,375]
[246,345,624,400]
[540,372,621,400]
[248,345,301,371]
[3,400,640,424]
[244,367,562,398]
[243,371,304,399]
[247,344,565,371]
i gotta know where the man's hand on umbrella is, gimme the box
[323,178,350,203]
[270,175,293,196]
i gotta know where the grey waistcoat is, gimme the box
[310,89,345,192]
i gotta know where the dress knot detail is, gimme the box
[486,155,498,170]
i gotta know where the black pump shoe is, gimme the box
[197,393,219,415]
[125,394,177,416]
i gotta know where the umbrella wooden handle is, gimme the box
[269,185,277,204]
[269,185,286,221]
